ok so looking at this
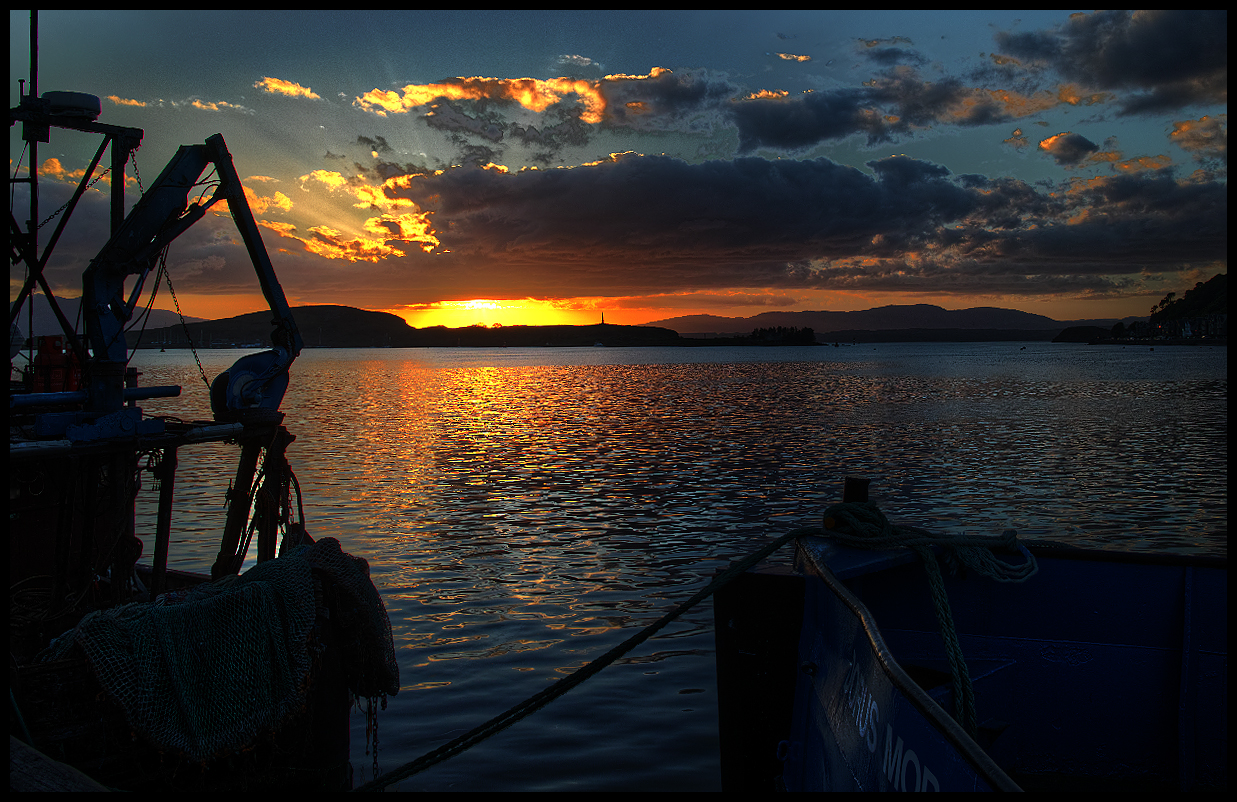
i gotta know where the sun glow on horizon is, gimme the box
[386,298,599,328]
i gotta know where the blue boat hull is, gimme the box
[714,539,1227,791]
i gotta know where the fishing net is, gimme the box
[39,537,398,763]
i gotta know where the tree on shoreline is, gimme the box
[1149,273,1226,323]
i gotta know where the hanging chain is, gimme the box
[33,142,142,232]
[163,255,213,392]
[130,144,212,391]
[131,146,144,194]
[35,167,111,230]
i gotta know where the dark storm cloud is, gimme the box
[734,12,1226,157]
[1038,132,1099,165]
[994,10,1227,114]
[425,103,505,142]
[940,171,1228,296]
[510,114,591,151]
[1171,115,1228,169]
[600,68,737,132]
[362,153,1226,300]
[355,159,433,182]
[731,87,886,151]
[384,155,977,290]
[453,141,500,167]
[357,135,392,154]
[16,180,285,300]
[862,47,926,67]
[23,149,1226,306]
[731,69,1007,152]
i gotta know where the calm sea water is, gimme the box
[129,341,1227,791]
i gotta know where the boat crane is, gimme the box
[11,100,303,436]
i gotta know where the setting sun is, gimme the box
[386,298,600,328]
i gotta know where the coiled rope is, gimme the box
[352,525,822,792]
[821,501,1038,737]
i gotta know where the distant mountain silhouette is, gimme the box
[642,304,1124,334]
[11,295,205,338]
[20,300,1142,349]
[135,305,683,348]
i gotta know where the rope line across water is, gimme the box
[352,525,822,792]
[355,503,1035,790]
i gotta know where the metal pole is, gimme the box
[212,439,262,579]
[28,11,38,365]
[257,427,293,563]
[150,447,178,598]
[111,136,126,234]
[29,11,38,237]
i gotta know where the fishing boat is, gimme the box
[714,482,1228,792]
[10,13,396,791]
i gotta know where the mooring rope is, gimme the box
[355,503,1035,790]
[822,500,1038,737]
[352,525,822,792]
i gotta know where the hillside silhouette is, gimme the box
[643,304,1123,334]
[137,305,683,348]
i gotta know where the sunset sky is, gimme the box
[9,10,1228,327]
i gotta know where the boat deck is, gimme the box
[716,536,1228,791]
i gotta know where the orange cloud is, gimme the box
[1038,133,1066,150]
[1037,131,1105,167]
[1003,128,1030,149]
[774,53,811,62]
[1170,115,1227,163]
[354,69,675,125]
[298,169,433,211]
[362,212,440,251]
[242,185,293,214]
[980,87,1064,118]
[257,220,298,237]
[580,151,641,168]
[1056,84,1111,106]
[745,89,790,100]
[260,220,406,262]
[38,157,80,183]
[258,207,438,262]
[106,95,251,113]
[1114,154,1172,173]
[298,169,351,192]
[253,76,321,100]
[32,157,138,190]
[188,98,251,113]
[356,75,608,123]
[302,225,408,262]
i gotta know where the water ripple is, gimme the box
[129,342,1226,790]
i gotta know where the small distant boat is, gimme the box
[715,521,1227,791]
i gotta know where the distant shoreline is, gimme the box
[1085,338,1227,347]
